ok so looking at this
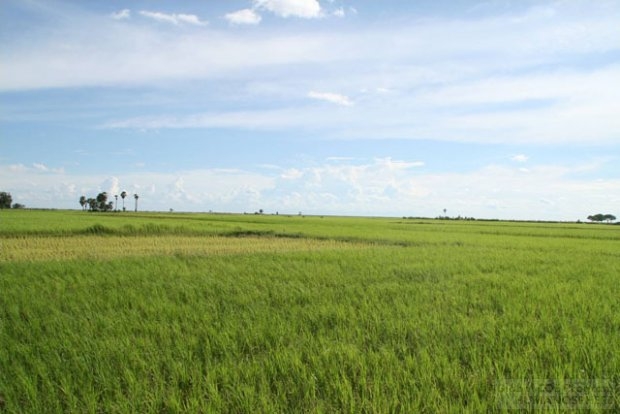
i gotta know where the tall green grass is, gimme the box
[1,210,619,412]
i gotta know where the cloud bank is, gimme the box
[2,157,618,221]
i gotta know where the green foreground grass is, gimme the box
[1,210,619,412]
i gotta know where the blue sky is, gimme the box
[1,0,619,220]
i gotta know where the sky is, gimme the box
[1,0,619,220]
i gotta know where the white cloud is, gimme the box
[1,23,350,91]
[139,10,207,26]
[101,60,620,144]
[102,63,620,143]
[102,176,120,196]
[111,9,131,20]
[418,66,620,108]
[511,154,529,163]
[175,14,207,26]
[308,91,353,106]
[225,9,262,25]
[333,8,345,18]
[281,168,304,180]
[169,176,198,203]
[139,10,177,24]
[253,0,322,18]
[383,158,425,169]
[264,157,431,214]
[17,163,66,174]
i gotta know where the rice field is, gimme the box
[1,209,619,412]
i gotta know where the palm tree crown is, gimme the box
[120,191,127,211]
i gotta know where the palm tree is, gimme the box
[114,194,118,212]
[87,197,97,211]
[121,191,127,211]
[79,195,87,211]
[134,193,139,212]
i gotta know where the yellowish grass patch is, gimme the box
[0,235,367,262]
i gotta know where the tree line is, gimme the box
[79,191,139,212]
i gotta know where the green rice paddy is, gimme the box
[1,209,619,412]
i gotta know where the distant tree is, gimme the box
[587,213,616,223]
[134,193,139,212]
[79,195,87,211]
[121,191,127,211]
[0,192,12,209]
[114,194,118,212]
[87,197,97,211]
[12,203,25,209]
[96,192,109,211]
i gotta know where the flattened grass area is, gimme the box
[1,210,619,412]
